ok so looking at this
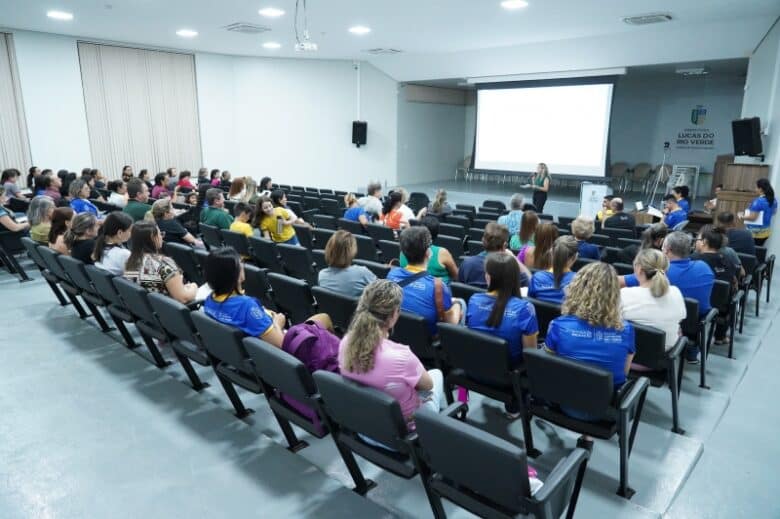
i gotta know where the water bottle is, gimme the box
[276,215,283,235]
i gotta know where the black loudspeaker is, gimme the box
[732,117,762,156]
[352,121,367,147]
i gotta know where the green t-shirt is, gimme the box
[124,200,152,222]
[200,206,234,230]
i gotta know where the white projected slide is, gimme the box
[474,83,614,176]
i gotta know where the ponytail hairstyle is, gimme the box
[92,212,133,261]
[344,193,358,207]
[633,248,670,298]
[343,280,403,373]
[48,207,74,245]
[519,210,539,244]
[383,191,402,215]
[531,222,559,270]
[640,222,669,250]
[431,189,447,214]
[485,253,522,328]
[757,178,775,206]
[551,235,579,288]
[64,212,97,249]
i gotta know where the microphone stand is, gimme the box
[648,143,670,208]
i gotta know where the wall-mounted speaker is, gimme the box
[352,121,367,147]
[732,117,762,157]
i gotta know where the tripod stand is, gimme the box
[647,143,671,208]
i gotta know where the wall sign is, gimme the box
[675,104,715,150]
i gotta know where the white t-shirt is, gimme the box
[620,285,686,349]
[399,204,415,222]
[107,192,127,208]
[96,246,131,276]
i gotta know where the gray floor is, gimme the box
[1,251,778,518]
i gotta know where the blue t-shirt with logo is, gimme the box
[677,198,690,213]
[528,270,576,304]
[624,258,713,315]
[70,198,100,217]
[664,209,687,229]
[577,240,600,260]
[203,294,274,337]
[387,267,453,335]
[344,206,367,222]
[546,315,635,388]
[466,293,538,361]
[748,195,778,230]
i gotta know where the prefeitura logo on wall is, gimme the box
[675,104,715,150]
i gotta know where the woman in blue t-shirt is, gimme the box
[466,252,539,363]
[528,235,578,303]
[203,247,287,347]
[343,193,369,226]
[740,178,777,245]
[68,178,101,217]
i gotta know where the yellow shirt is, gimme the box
[259,207,296,243]
[230,220,254,238]
[596,209,614,222]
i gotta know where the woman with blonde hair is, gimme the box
[529,162,551,212]
[621,248,685,351]
[343,193,369,226]
[243,176,258,204]
[27,195,55,244]
[395,187,415,223]
[339,279,443,434]
[525,221,558,270]
[570,216,600,260]
[417,189,453,219]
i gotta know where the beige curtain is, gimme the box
[78,42,202,180]
[0,33,32,177]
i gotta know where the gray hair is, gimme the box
[663,231,692,259]
[69,178,88,199]
[27,195,55,226]
[510,193,524,211]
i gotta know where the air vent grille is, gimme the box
[224,22,271,34]
[363,48,403,55]
[623,13,673,25]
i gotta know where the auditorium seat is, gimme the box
[482,200,506,212]
[37,247,89,319]
[338,218,365,235]
[59,256,113,333]
[589,233,612,248]
[365,223,395,243]
[243,264,278,312]
[248,236,285,274]
[680,298,717,389]
[221,229,253,258]
[277,243,317,285]
[466,240,484,256]
[454,203,476,215]
[438,222,466,240]
[573,257,598,272]
[21,238,68,305]
[434,234,464,259]
[467,227,485,242]
[312,227,336,249]
[267,272,317,325]
[443,215,471,230]
[389,311,440,370]
[200,224,224,250]
[163,242,206,285]
[450,281,485,303]
[85,266,141,351]
[352,258,390,279]
[527,298,561,340]
[354,234,381,262]
[0,231,32,281]
[311,286,358,335]
[312,214,337,230]
[311,249,328,271]
[112,277,172,369]
[293,224,314,250]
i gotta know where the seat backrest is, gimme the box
[148,292,199,344]
[454,203,476,215]
[617,238,641,249]
[601,246,622,264]
[389,311,436,362]
[415,410,531,512]
[221,230,251,256]
[466,240,485,256]
[449,282,485,303]
[439,223,466,239]
[319,198,341,217]
[354,234,380,262]
[21,238,46,270]
[755,246,767,264]
[467,228,484,242]
[243,264,277,311]
[191,310,250,368]
[352,258,390,279]
[314,371,409,451]
[572,257,598,272]
[365,223,395,243]
[473,217,495,228]
[312,249,328,271]
[200,224,223,249]
[631,323,667,370]
[112,276,160,325]
[378,240,400,262]
[85,265,122,305]
[681,298,700,336]
[277,243,316,285]
[737,253,758,275]
[527,298,561,338]
[524,349,614,416]
[312,214,337,230]
[292,224,314,249]
[558,216,575,228]
[602,227,635,240]
[434,235,464,258]
[59,255,96,294]
[267,272,316,324]
[37,246,69,280]
[589,233,611,248]
[338,218,365,235]
[304,196,321,210]
[244,337,318,402]
[612,262,634,275]
[162,242,205,285]
[711,279,731,308]
[483,200,506,211]
[311,286,358,333]
[312,228,336,248]
[443,215,471,229]
[438,323,513,385]
[248,236,285,273]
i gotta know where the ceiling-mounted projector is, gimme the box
[295,40,318,52]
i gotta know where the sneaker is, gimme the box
[685,346,700,364]
[505,410,522,420]
[576,436,594,453]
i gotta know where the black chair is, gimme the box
[409,192,430,213]
[538,213,554,222]
[558,216,576,228]
[454,203,476,215]
[473,217,495,228]
[353,258,390,279]
[522,349,650,498]
[601,247,622,264]
[629,325,687,434]
[390,311,440,369]
[477,211,500,221]
[293,224,314,250]
[248,236,285,273]
[589,234,612,248]
[243,264,278,312]
[450,282,485,303]
[601,227,635,240]
[755,246,775,302]
[708,279,739,359]
[378,240,401,263]
[365,223,395,243]
[312,214,337,230]
[527,298,561,340]
[6,197,29,213]
[0,230,33,281]
[612,262,634,276]
[221,230,253,258]
[59,256,113,332]
[148,293,211,391]
[312,228,336,249]
[200,224,223,250]
[85,266,141,351]
[617,238,642,250]
[439,223,466,240]
[305,186,319,193]
[267,272,317,325]
[37,247,89,319]
[312,249,328,271]
[467,228,484,242]
[680,298,717,389]
[311,286,358,335]
[354,234,381,262]
[738,253,764,318]
[112,277,172,368]
[277,243,317,285]
[483,200,506,211]
[304,196,321,212]
[320,198,341,218]
[434,235,464,259]
[338,218,365,235]
[443,215,471,230]
[244,337,327,451]
[163,242,205,285]
[414,408,589,519]
[466,240,484,256]
[191,311,260,418]
[22,239,68,305]
[572,257,598,272]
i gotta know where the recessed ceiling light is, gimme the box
[176,29,198,38]
[501,0,529,9]
[258,7,285,18]
[47,10,74,21]
[348,25,371,35]
[262,41,282,50]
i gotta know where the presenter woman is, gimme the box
[739,178,777,245]
[530,163,551,212]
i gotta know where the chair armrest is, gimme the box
[440,402,468,418]
[741,274,752,290]
[731,289,744,306]
[530,448,589,502]
[667,336,688,360]
[701,307,718,326]
[619,376,650,412]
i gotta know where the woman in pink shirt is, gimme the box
[338,279,444,432]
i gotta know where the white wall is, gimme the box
[396,86,467,186]
[196,53,398,192]
[11,30,91,171]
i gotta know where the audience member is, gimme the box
[602,198,636,234]
[692,225,738,345]
[271,190,309,227]
[151,173,172,199]
[69,179,101,217]
[418,189,453,219]
[176,170,196,191]
[395,188,416,223]
[618,222,668,263]
[203,247,286,347]
[228,177,246,201]
[123,178,152,222]
[138,169,152,190]
[259,176,273,193]
[704,184,722,212]
[243,177,258,204]
[107,180,128,208]
[527,222,558,270]
[27,195,55,244]
[0,187,29,235]
[382,191,407,230]
[358,181,383,219]
[121,165,133,183]
[48,207,73,254]
[255,196,299,245]
[458,222,530,288]
[26,166,41,190]
[124,221,197,303]
[498,193,525,237]
[209,169,221,186]
[65,213,99,264]
[717,212,755,256]
[620,248,686,351]
[1,169,23,199]
[739,178,777,245]
[343,193,369,226]
[672,185,690,213]
[41,175,62,202]
[399,216,458,283]
[166,167,179,191]
[339,279,444,432]
[318,230,377,297]
[528,235,578,303]
[663,195,686,230]
[200,188,234,230]
[570,216,600,260]
[151,199,202,247]
[196,167,210,185]
[229,202,256,237]
[511,210,537,255]
[596,195,615,222]
[93,212,133,275]
[219,170,232,190]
